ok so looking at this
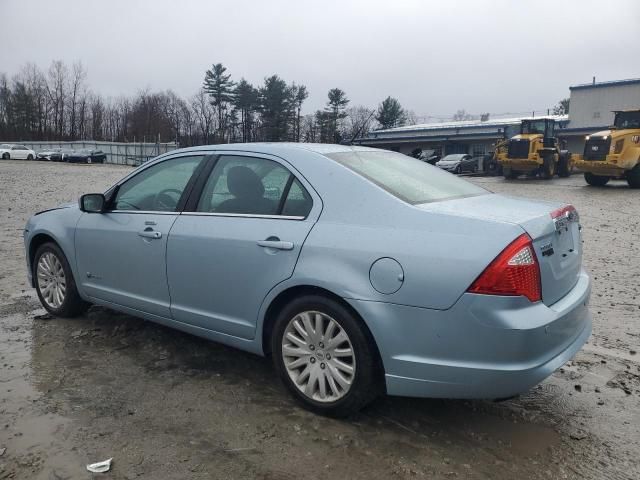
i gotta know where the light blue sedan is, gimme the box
[24,144,591,416]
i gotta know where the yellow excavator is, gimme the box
[572,109,640,188]
[497,118,571,180]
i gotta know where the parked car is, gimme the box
[36,149,64,162]
[64,149,107,164]
[416,149,441,165]
[436,154,478,174]
[0,144,36,160]
[24,144,591,416]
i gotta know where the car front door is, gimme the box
[75,154,206,318]
[166,153,321,339]
[12,146,26,159]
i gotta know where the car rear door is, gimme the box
[75,154,206,317]
[166,152,321,339]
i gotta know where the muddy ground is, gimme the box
[1,160,638,480]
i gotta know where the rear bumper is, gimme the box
[348,269,591,399]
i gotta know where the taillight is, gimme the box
[550,204,577,220]
[468,234,541,302]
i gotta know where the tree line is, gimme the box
[0,61,413,146]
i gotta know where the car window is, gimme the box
[328,150,487,204]
[197,155,299,216]
[282,178,313,217]
[113,155,204,212]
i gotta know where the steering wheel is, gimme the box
[154,189,182,211]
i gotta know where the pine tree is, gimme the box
[203,63,235,142]
[233,79,259,142]
[325,88,349,143]
[259,75,294,142]
[291,84,308,142]
[375,96,407,129]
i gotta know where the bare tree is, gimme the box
[191,88,215,145]
[68,61,87,138]
[46,60,69,138]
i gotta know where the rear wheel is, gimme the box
[2,153,9,160]
[558,154,571,178]
[584,172,610,186]
[271,295,381,417]
[626,164,640,189]
[34,242,89,317]
[541,154,556,179]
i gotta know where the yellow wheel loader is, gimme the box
[572,110,640,188]
[497,118,571,180]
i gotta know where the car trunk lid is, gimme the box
[417,194,582,306]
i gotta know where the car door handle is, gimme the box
[257,239,294,250]
[138,229,162,239]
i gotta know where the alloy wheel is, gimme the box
[37,252,67,309]
[281,311,356,403]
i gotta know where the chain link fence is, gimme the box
[5,140,179,166]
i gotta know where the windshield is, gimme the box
[521,120,546,134]
[614,111,640,129]
[441,154,465,162]
[327,150,488,204]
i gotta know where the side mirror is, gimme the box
[79,193,106,213]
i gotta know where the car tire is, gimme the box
[34,242,89,318]
[584,172,610,187]
[27,154,34,160]
[455,165,461,174]
[557,153,571,178]
[626,164,640,189]
[87,158,92,164]
[271,295,382,417]
[541,154,556,179]
[2,153,9,160]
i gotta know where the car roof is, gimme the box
[154,142,383,161]
[442,154,467,159]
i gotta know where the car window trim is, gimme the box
[183,153,311,221]
[276,173,295,215]
[182,212,305,220]
[182,154,220,212]
[106,153,211,214]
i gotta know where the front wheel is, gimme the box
[558,155,571,177]
[272,295,381,417]
[34,242,89,317]
[541,154,556,179]
[584,172,610,187]
[27,154,34,160]
[2,153,9,160]
[627,164,640,189]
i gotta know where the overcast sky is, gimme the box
[2,0,639,120]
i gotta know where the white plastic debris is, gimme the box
[86,458,112,473]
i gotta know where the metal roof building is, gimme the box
[355,77,639,158]
[356,115,568,158]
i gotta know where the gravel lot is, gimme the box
[1,160,639,480]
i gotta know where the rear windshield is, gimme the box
[327,150,488,204]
